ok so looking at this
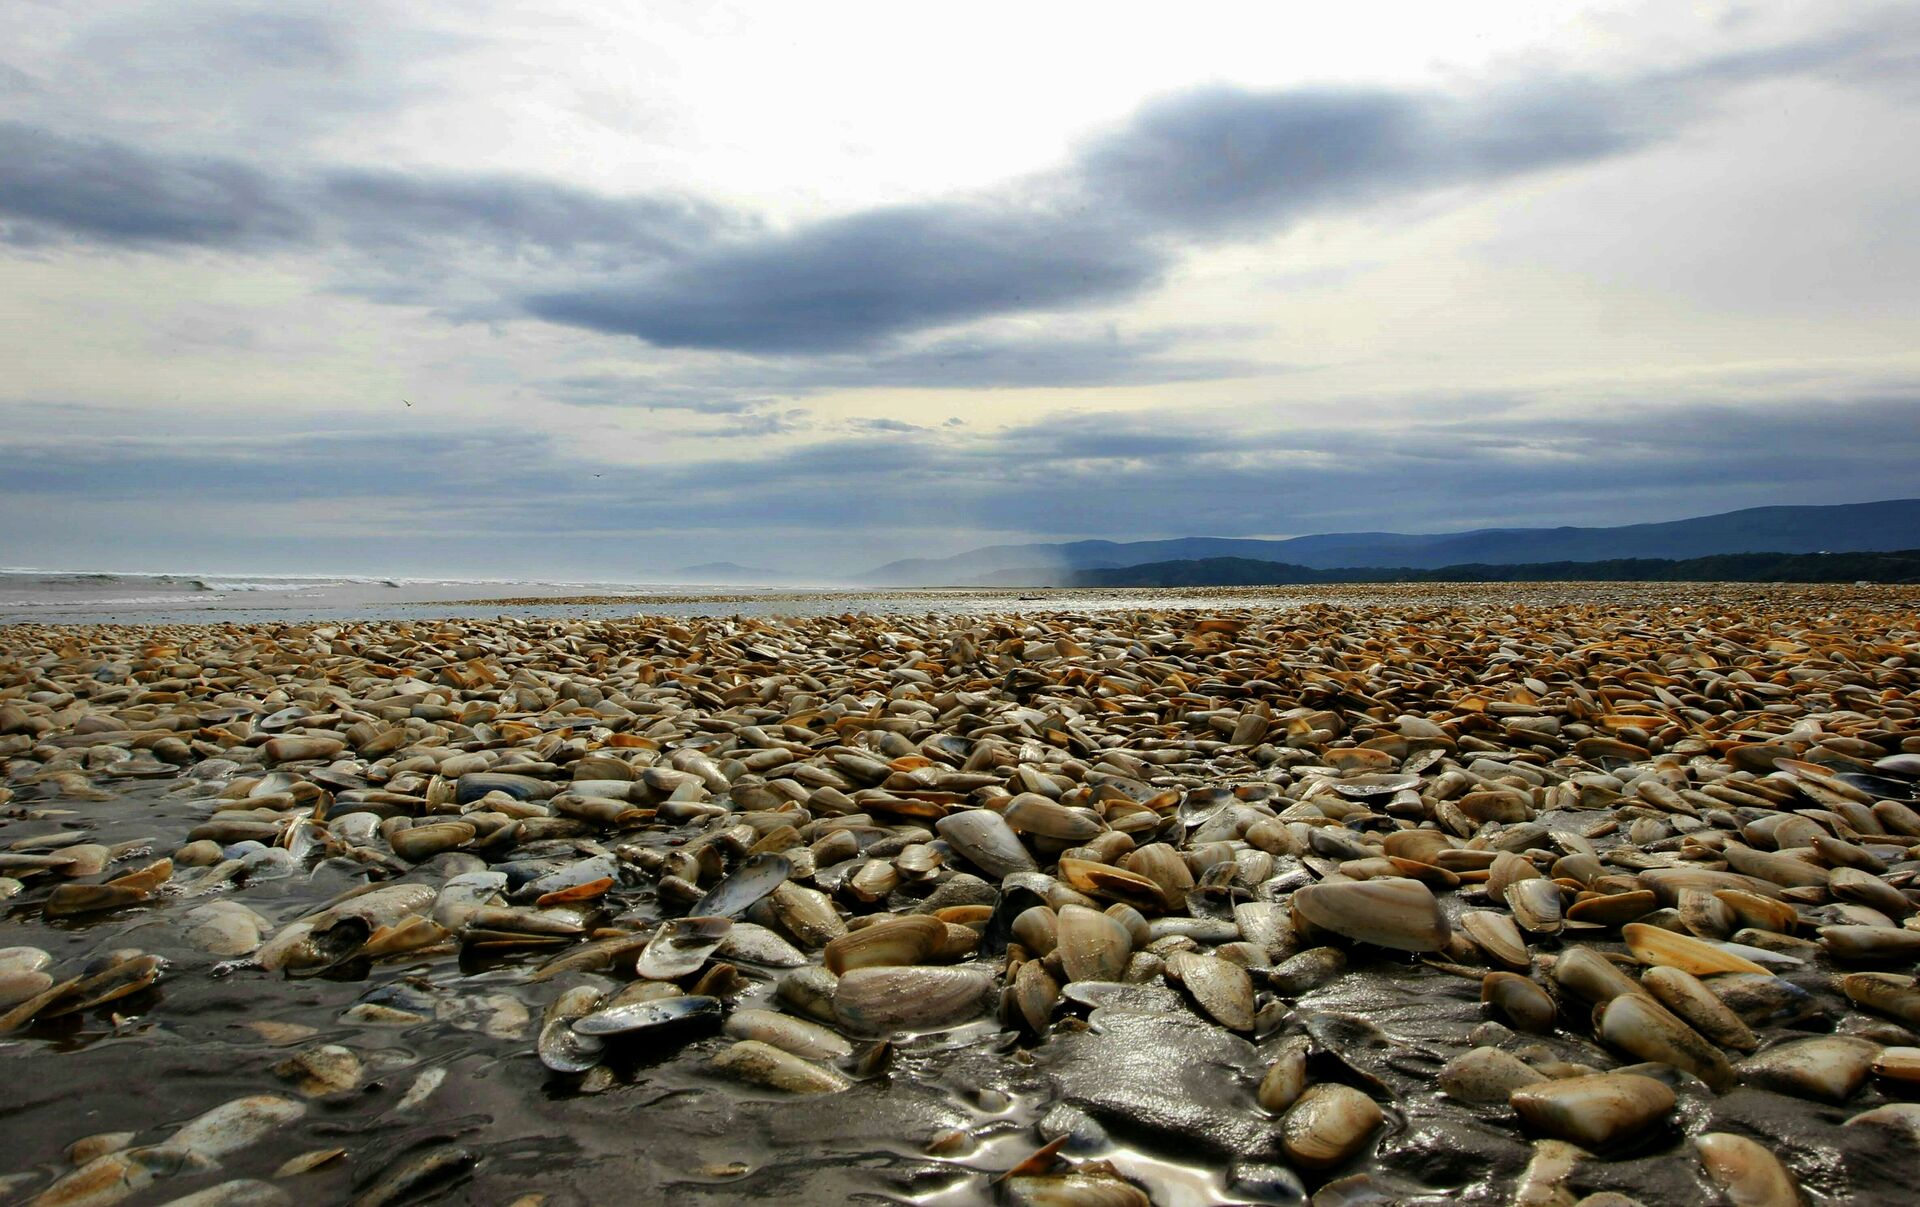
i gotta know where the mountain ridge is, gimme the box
[861,498,1920,585]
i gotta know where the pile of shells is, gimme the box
[2,587,1919,1203]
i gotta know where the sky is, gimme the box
[2,1,1918,580]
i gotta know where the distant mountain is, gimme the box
[1065,548,1920,587]
[677,561,778,583]
[860,499,1920,585]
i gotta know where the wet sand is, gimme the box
[2,584,1918,1205]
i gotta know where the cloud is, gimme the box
[8,389,1916,573]
[524,201,1160,354]
[0,121,732,262]
[522,74,1675,354]
[0,122,310,248]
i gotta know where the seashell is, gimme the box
[1012,906,1060,956]
[1737,1035,1881,1103]
[1121,844,1194,904]
[1509,1073,1675,1149]
[1271,947,1347,995]
[766,882,847,949]
[1460,911,1531,969]
[168,1094,306,1160]
[717,922,808,968]
[272,1044,361,1097]
[1712,889,1799,935]
[1003,794,1106,841]
[1623,923,1770,976]
[1056,858,1174,912]
[1005,1170,1151,1207]
[1640,966,1757,1051]
[1818,925,1920,963]
[710,1039,851,1094]
[1706,973,1824,1028]
[1829,868,1911,917]
[775,966,841,1026]
[1843,1103,1920,1144]
[1481,971,1556,1033]
[387,821,476,862]
[692,852,792,918]
[573,994,723,1037]
[1055,905,1133,984]
[1596,992,1734,1091]
[1163,950,1254,1032]
[833,965,995,1035]
[1439,1046,1547,1103]
[1512,1139,1588,1207]
[1838,972,1920,1027]
[42,883,151,918]
[1695,1132,1801,1207]
[1257,1036,1311,1113]
[1291,878,1449,953]
[1010,957,1061,1034]
[1566,889,1657,927]
[0,969,54,1009]
[632,917,733,980]
[1232,902,1292,959]
[824,914,944,974]
[934,811,1038,879]
[1506,879,1565,935]
[1871,1046,1920,1087]
[1281,1083,1383,1171]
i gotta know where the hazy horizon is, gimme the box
[6,2,1919,578]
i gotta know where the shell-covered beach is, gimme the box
[3,584,1919,1205]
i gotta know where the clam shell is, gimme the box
[1481,971,1556,1033]
[723,1008,853,1061]
[635,917,732,980]
[1163,950,1254,1032]
[573,993,724,1037]
[1055,905,1132,984]
[1738,1036,1880,1103]
[1566,889,1657,927]
[1460,910,1531,968]
[1623,923,1770,976]
[1597,992,1734,1092]
[934,811,1037,879]
[1548,947,1645,1005]
[1010,957,1061,1035]
[824,914,944,975]
[1003,794,1107,841]
[1057,858,1174,912]
[1641,966,1757,1051]
[1280,1083,1383,1170]
[1509,1073,1675,1149]
[710,1039,851,1094]
[1818,925,1920,963]
[692,852,792,918]
[1695,1132,1801,1207]
[1439,1046,1547,1103]
[1257,1036,1310,1113]
[832,966,994,1035]
[1839,972,1920,1027]
[1291,878,1449,953]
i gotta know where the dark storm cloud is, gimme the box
[0,122,311,248]
[0,122,732,260]
[524,204,1162,354]
[524,77,1665,354]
